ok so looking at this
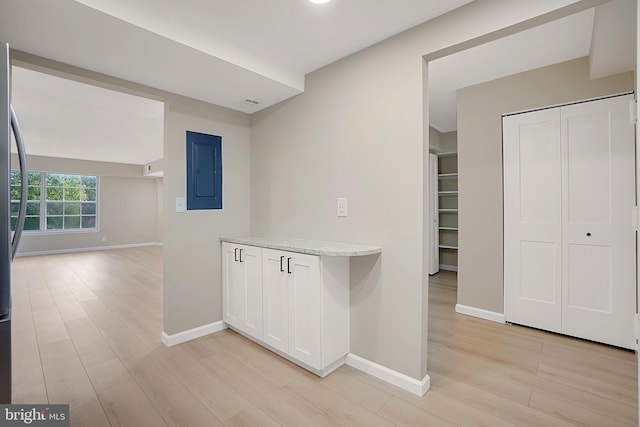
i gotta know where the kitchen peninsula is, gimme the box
[220,236,381,376]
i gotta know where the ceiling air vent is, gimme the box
[242,98,260,106]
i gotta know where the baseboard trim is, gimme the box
[161,320,227,347]
[455,304,505,324]
[17,242,163,257]
[438,264,458,272]
[163,326,430,395]
[345,353,430,396]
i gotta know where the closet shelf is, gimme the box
[437,152,458,158]
[439,245,459,250]
[438,173,458,180]
[433,150,459,274]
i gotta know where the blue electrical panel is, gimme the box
[186,131,222,210]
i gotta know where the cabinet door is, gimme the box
[262,248,289,354]
[287,252,321,369]
[238,245,263,339]
[222,242,243,328]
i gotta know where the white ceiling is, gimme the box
[0,0,473,114]
[429,0,636,132]
[1,0,636,164]
[429,9,596,132]
[10,67,164,165]
[1,0,473,165]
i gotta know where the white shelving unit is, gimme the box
[437,152,458,272]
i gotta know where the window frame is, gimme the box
[10,171,100,234]
[10,170,43,233]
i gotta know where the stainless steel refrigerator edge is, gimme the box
[0,41,13,404]
[0,41,28,404]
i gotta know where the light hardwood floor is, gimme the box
[10,248,638,426]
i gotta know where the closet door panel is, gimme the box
[565,111,611,224]
[518,120,558,223]
[566,244,612,312]
[503,108,562,332]
[560,95,636,349]
[519,241,559,304]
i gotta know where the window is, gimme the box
[45,174,97,230]
[10,171,98,232]
[10,171,41,231]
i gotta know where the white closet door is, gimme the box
[504,108,563,332]
[560,95,635,349]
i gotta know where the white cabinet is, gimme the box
[222,243,350,376]
[263,249,322,368]
[222,242,263,340]
[288,252,324,368]
[261,249,291,354]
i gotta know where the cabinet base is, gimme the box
[226,324,346,377]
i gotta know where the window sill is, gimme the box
[19,229,101,236]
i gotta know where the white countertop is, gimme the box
[220,235,382,257]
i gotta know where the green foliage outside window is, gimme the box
[10,171,41,231]
[11,171,98,232]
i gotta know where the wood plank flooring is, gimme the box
[10,248,638,426]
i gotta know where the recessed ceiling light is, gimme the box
[309,0,331,4]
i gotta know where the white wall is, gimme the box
[252,50,425,379]
[636,1,639,418]
[163,99,251,335]
[251,0,596,380]
[429,127,457,154]
[12,154,161,255]
[155,178,163,242]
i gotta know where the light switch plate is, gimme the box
[337,197,347,217]
[176,197,186,213]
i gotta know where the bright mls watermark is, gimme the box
[0,405,69,426]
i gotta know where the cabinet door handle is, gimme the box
[234,248,238,262]
[287,257,292,274]
[239,248,244,262]
[280,256,285,272]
